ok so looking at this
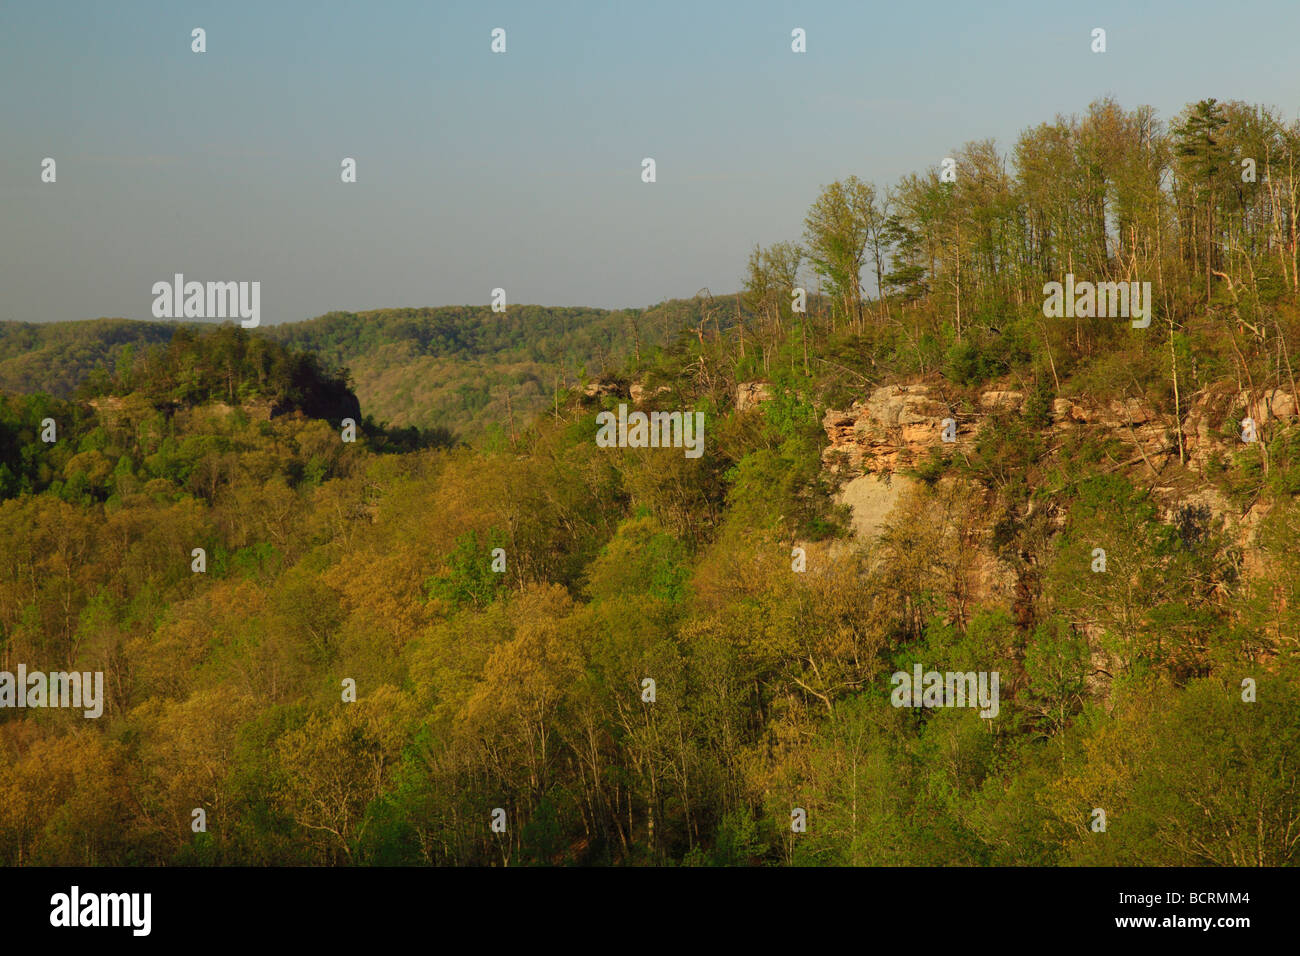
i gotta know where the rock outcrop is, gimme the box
[821,383,966,541]
[630,382,673,404]
[736,381,774,412]
[822,379,1294,557]
[821,383,971,475]
[582,381,619,398]
[824,380,1299,480]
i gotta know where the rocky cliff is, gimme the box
[814,380,1287,597]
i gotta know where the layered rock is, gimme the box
[1180,385,1298,468]
[1046,395,1168,468]
[817,377,1300,640]
[821,384,970,475]
[822,379,1297,555]
[979,389,1025,412]
[1050,395,1158,429]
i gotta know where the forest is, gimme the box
[0,96,1297,866]
[0,300,716,443]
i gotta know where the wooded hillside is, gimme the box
[1,96,1297,867]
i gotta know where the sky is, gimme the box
[3,0,1299,325]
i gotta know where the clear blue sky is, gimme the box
[3,0,1298,324]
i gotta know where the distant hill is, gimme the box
[0,298,740,438]
[259,301,736,436]
[0,318,176,397]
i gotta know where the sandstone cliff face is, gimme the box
[821,380,1289,583]
[824,380,1291,482]
[822,384,967,476]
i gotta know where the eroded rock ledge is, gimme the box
[821,380,1286,549]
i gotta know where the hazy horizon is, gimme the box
[0,297,723,328]
[5,0,1300,325]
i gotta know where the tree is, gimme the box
[1172,98,1231,298]
[803,177,882,332]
